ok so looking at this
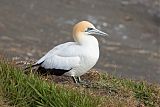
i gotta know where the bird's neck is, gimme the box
[78,35,99,47]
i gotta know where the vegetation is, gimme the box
[0,60,99,107]
[0,60,160,107]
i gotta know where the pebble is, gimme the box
[27,52,33,57]
[102,22,108,27]
[122,35,128,40]
[121,1,130,5]
[124,16,133,21]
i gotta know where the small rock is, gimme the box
[102,22,108,27]
[122,35,128,40]
[27,52,33,57]
[1,36,13,41]
[12,57,20,61]
[121,1,130,5]
[124,16,133,21]
[118,24,125,29]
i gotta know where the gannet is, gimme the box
[25,21,108,83]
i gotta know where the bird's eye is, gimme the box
[85,28,94,32]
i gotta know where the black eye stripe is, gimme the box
[88,28,93,31]
[85,28,94,32]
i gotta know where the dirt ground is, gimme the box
[0,0,159,83]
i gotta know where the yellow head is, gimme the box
[73,21,108,43]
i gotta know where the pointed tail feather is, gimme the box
[24,64,40,70]
[24,60,44,70]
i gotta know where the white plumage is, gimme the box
[26,21,108,83]
[36,42,80,70]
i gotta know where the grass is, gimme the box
[99,74,160,106]
[0,60,100,107]
[0,59,160,107]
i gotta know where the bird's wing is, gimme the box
[34,42,80,70]
[35,42,76,65]
[41,55,80,70]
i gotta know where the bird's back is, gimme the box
[36,42,78,65]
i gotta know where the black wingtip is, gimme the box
[24,61,44,71]
[24,64,39,70]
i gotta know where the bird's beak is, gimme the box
[88,28,109,36]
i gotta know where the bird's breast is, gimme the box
[65,45,99,77]
[80,45,99,69]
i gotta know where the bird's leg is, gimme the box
[77,77,87,84]
[72,76,78,84]
[77,76,92,86]
[77,77,83,83]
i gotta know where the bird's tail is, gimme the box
[24,64,40,70]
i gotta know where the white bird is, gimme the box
[25,21,108,83]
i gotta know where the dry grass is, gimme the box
[0,59,160,107]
